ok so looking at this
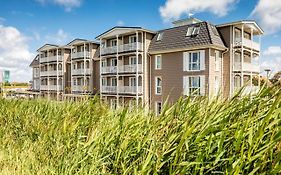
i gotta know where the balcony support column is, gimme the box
[136,31,139,107]
[116,35,119,107]
[241,24,244,87]
[99,38,103,101]
[56,48,59,101]
[141,31,144,107]
[83,42,86,93]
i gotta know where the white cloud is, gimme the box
[251,0,281,34]
[159,0,238,21]
[45,29,70,44]
[0,25,34,82]
[36,0,82,12]
[261,46,281,76]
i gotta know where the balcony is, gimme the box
[72,85,90,92]
[101,66,117,74]
[72,69,91,75]
[234,38,260,51]
[118,86,143,94]
[40,55,63,63]
[101,86,117,93]
[72,51,91,59]
[118,64,142,73]
[243,86,260,95]
[40,85,63,91]
[101,42,143,55]
[101,86,143,94]
[234,62,260,72]
[40,70,63,77]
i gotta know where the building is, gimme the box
[29,18,263,112]
[66,39,100,95]
[37,44,71,100]
[30,55,40,91]
[96,27,155,108]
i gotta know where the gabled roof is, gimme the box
[148,22,226,54]
[66,38,99,46]
[37,44,59,52]
[216,20,264,34]
[95,26,156,40]
[29,55,39,67]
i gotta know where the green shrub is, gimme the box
[0,85,281,174]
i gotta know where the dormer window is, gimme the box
[186,26,200,37]
[157,32,163,41]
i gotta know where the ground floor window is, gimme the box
[155,102,162,115]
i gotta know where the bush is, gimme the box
[0,86,281,174]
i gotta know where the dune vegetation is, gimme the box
[0,85,281,174]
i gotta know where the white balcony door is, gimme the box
[129,77,137,87]
[129,56,137,65]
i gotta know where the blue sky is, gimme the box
[0,0,280,82]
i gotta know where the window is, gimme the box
[189,76,200,95]
[156,32,163,41]
[186,26,200,36]
[129,56,137,65]
[110,39,117,47]
[102,78,106,86]
[183,76,205,96]
[234,75,241,88]
[110,99,117,109]
[101,60,107,67]
[155,77,162,95]
[155,55,162,70]
[129,35,137,43]
[129,77,137,87]
[111,58,117,66]
[155,102,162,115]
[189,52,200,70]
[111,78,117,86]
[215,76,219,95]
[215,51,220,71]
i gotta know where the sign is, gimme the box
[3,70,10,83]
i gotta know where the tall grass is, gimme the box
[0,86,281,174]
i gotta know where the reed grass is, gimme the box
[0,85,281,174]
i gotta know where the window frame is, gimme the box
[155,101,162,115]
[129,77,137,87]
[111,58,117,67]
[129,56,137,65]
[189,51,201,71]
[129,35,137,43]
[189,76,201,96]
[155,76,162,95]
[110,39,117,47]
[155,55,162,70]
[156,32,163,41]
[111,77,117,87]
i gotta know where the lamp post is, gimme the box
[264,69,271,87]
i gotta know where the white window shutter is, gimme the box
[183,76,189,95]
[200,76,205,96]
[200,50,205,70]
[183,52,189,71]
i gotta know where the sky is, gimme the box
[0,0,280,82]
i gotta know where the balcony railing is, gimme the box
[101,86,117,93]
[101,42,143,55]
[101,66,117,74]
[40,55,63,63]
[40,70,63,76]
[234,62,260,72]
[72,51,91,59]
[118,64,142,73]
[40,85,63,91]
[72,69,91,75]
[118,86,143,94]
[234,38,260,51]
[243,86,260,95]
[101,86,143,94]
[72,85,90,92]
